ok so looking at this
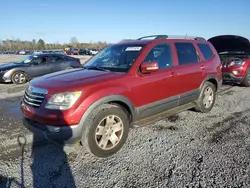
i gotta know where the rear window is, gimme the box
[197,43,214,60]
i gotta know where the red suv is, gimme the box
[20,35,222,157]
[208,35,250,87]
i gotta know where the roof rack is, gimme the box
[118,39,136,42]
[137,35,168,40]
[137,35,206,41]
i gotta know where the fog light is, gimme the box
[47,126,60,133]
[232,70,241,75]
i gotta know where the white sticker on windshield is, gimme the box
[125,47,142,51]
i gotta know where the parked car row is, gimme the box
[0,49,66,55]
[0,48,102,56]
[65,48,100,55]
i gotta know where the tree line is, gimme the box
[0,37,110,51]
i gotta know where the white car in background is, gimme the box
[19,50,26,55]
[89,49,99,55]
[33,51,43,55]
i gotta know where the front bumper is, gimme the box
[22,116,83,145]
[222,72,243,83]
[0,72,11,83]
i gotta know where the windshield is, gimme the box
[84,44,145,72]
[16,55,35,64]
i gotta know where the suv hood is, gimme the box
[208,35,250,54]
[30,68,124,91]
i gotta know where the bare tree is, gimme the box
[0,38,109,51]
[70,37,78,47]
[37,39,46,50]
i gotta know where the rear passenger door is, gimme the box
[48,55,66,73]
[173,42,205,105]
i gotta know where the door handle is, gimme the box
[170,72,175,77]
[200,65,205,70]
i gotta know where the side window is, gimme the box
[175,43,199,65]
[50,56,64,63]
[143,44,173,69]
[32,56,47,65]
[64,56,73,61]
[197,43,214,60]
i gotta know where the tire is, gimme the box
[194,82,216,113]
[241,69,250,87]
[11,71,27,84]
[81,104,129,158]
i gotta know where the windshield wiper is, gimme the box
[84,66,110,72]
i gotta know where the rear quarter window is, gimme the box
[175,42,199,65]
[197,43,214,60]
[64,56,74,61]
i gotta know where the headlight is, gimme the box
[45,91,82,110]
[229,60,245,66]
[0,69,9,73]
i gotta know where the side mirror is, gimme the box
[140,62,159,73]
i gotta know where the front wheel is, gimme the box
[81,104,129,158]
[194,82,216,113]
[11,71,27,84]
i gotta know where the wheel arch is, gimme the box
[200,75,221,92]
[78,95,136,130]
[11,69,29,82]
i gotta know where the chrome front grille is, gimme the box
[23,86,48,107]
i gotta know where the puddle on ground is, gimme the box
[1,99,22,116]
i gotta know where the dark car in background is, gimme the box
[0,54,82,84]
[79,49,92,55]
[208,35,250,86]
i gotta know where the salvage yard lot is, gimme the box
[0,55,250,187]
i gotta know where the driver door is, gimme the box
[131,43,180,118]
[26,56,51,78]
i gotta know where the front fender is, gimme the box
[77,89,136,127]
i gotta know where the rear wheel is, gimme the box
[241,69,250,87]
[194,82,216,113]
[11,71,27,84]
[81,104,129,158]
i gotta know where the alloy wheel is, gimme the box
[203,87,214,108]
[14,73,26,84]
[95,115,124,150]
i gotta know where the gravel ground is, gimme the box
[0,56,250,187]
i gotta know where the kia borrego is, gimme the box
[20,34,222,158]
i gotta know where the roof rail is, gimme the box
[118,39,135,42]
[137,35,168,40]
[137,35,206,41]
